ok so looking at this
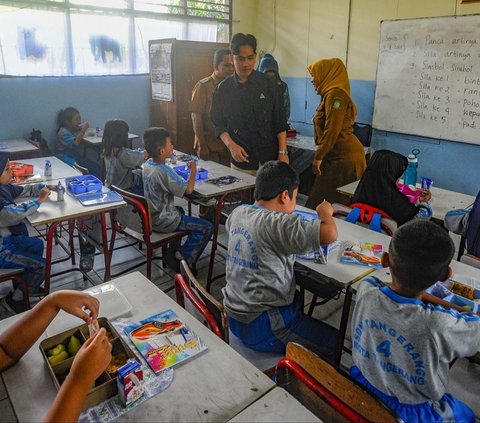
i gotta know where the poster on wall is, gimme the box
[150,42,173,102]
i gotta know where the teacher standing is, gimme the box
[306,58,366,209]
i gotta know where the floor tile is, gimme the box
[0,398,17,423]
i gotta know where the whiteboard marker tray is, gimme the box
[45,284,132,337]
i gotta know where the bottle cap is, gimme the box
[407,154,418,162]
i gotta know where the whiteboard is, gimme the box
[372,15,480,145]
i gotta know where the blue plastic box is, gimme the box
[293,209,318,222]
[65,175,103,196]
[173,166,208,181]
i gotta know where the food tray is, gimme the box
[40,317,137,410]
[9,162,34,176]
[426,281,480,313]
[65,175,103,196]
[173,165,208,180]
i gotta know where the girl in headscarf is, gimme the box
[0,152,50,313]
[306,58,366,208]
[352,149,432,225]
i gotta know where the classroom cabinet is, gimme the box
[149,38,228,154]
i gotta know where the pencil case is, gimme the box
[9,162,34,176]
[173,166,208,181]
[65,175,103,196]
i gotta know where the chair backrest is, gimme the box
[175,260,228,341]
[110,185,152,236]
[72,162,89,175]
[277,342,397,423]
[333,203,397,236]
[353,123,372,147]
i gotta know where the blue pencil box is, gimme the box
[173,166,208,181]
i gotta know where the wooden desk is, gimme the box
[0,273,275,422]
[229,387,321,422]
[15,156,81,183]
[26,181,125,292]
[0,138,40,160]
[336,180,475,223]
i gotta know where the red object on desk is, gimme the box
[9,162,34,176]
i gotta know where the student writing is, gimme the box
[223,160,339,358]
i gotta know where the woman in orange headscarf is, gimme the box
[306,58,366,209]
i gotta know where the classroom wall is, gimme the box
[1,1,480,195]
[0,75,150,144]
[243,0,480,195]
[0,0,251,147]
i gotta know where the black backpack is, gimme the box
[466,189,480,257]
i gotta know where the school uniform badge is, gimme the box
[333,98,342,110]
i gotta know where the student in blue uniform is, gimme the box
[55,106,101,177]
[223,160,339,358]
[102,119,146,194]
[0,152,50,313]
[142,127,213,273]
[351,220,479,423]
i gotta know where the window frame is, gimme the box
[0,0,232,76]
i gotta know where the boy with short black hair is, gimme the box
[351,219,480,423]
[142,127,213,272]
[0,152,50,313]
[223,160,338,357]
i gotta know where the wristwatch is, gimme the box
[278,149,289,155]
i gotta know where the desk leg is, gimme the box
[334,286,353,366]
[206,193,227,292]
[101,212,111,282]
[44,221,60,296]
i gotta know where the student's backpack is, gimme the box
[466,190,480,257]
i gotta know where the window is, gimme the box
[0,0,230,76]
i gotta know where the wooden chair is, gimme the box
[276,342,398,423]
[174,259,284,375]
[0,268,31,310]
[109,185,188,280]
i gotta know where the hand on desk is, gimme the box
[420,189,431,203]
[38,186,51,203]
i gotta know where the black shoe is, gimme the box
[164,247,181,273]
[1,293,29,314]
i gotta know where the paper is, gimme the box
[340,241,383,268]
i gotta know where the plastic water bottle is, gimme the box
[404,153,418,187]
[57,181,65,202]
[44,160,52,177]
[171,151,177,165]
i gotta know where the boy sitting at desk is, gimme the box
[223,160,339,357]
[0,290,111,422]
[142,127,213,273]
[351,220,480,423]
[0,152,50,313]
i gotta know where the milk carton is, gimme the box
[117,358,144,407]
